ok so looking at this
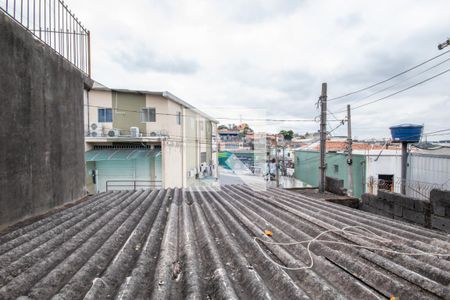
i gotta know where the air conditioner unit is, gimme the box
[89,123,103,137]
[130,127,140,138]
[90,131,99,137]
[107,129,120,137]
[150,131,159,137]
[90,123,99,131]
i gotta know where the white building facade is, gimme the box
[84,82,218,193]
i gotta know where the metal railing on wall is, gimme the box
[0,0,91,76]
[367,177,445,200]
[106,180,163,192]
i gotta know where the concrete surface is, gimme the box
[0,11,87,227]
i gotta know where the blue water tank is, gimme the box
[389,124,423,143]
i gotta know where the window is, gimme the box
[140,108,156,122]
[378,174,394,191]
[333,164,339,173]
[98,108,112,123]
[176,111,182,125]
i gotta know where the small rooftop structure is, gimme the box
[1,186,450,299]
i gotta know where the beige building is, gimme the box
[84,82,218,193]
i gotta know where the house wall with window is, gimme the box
[144,94,182,137]
[86,89,113,133]
[112,92,146,135]
[85,84,218,190]
[294,151,365,197]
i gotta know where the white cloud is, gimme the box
[68,0,450,139]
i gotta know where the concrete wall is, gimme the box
[0,12,87,227]
[360,189,450,232]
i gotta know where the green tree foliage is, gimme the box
[279,130,294,140]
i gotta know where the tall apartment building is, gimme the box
[84,82,218,193]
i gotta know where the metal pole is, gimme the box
[347,104,354,196]
[275,140,279,188]
[401,142,408,195]
[87,30,91,77]
[319,83,327,193]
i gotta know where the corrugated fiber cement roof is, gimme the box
[1,185,450,299]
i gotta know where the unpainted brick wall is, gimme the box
[325,176,347,196]
[360,189,450,233]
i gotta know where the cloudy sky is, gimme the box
[68,0,449,139]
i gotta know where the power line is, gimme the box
[333,67,450,113]
[328,49,450,101]
[330,57,450,105]
[85,104,338,123]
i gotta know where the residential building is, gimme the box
[294,140,400,198]
[84,82,218,192]
[294,139,450,199]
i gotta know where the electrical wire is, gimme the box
[328,49,450,101]
[333,67,450,113]
[85,104,334,123]
[254,225,450,271]
[329,57,450,106]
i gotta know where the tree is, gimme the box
[279,130,294,141]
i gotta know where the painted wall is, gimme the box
[183,108,200,187]
[362,151,402,194]
[0,12,86,227]
[294,151,366,198]
[85,89,113,134]
[162,140,183,187]
[112,92,146,135]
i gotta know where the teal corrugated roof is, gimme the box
[85,149,161,161]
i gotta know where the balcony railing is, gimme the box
[106,180,163,192]
[0,0,90,76]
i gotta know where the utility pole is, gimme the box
[319,83,327,193]
[275,139,279,188]
[346,105,354,196]
[401,142,408,195]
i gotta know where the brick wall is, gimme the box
[360,189,450,232]
[325,176,347,196]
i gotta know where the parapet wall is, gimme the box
[0,12,87,228]
[325,176,347,196]
[360,189,450,232]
